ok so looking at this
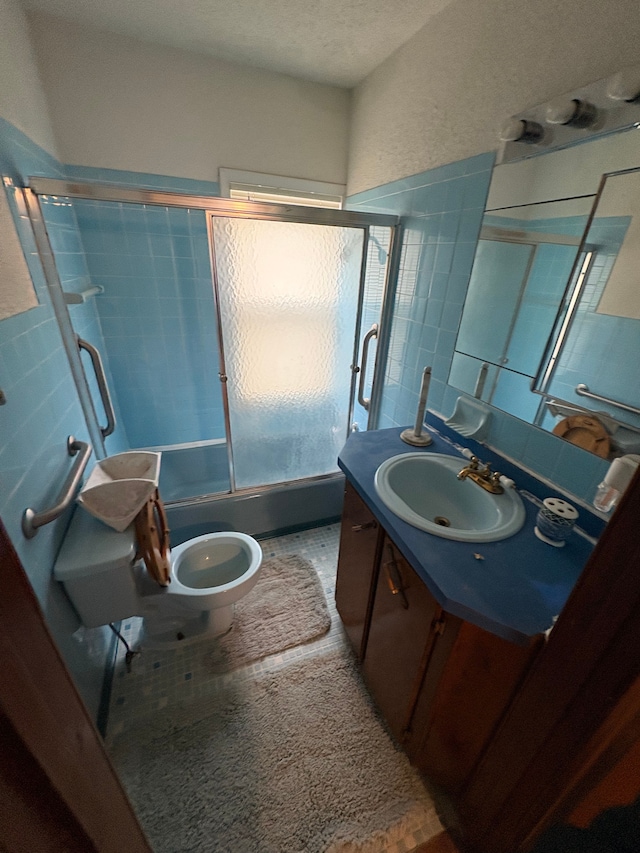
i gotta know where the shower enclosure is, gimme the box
[26,179,398,537]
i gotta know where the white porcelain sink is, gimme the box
[374,452,525,542]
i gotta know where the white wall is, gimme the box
[0,0,58,155]
[595,170,640,320]
[348,0,640,194]
[27,12,351,185]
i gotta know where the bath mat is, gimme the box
[202,553,331,673]
[110,649,444,853]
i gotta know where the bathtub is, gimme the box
[154,440,231,502]
[148,439,344,542]
[166,473,345,545]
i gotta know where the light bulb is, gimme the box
[499,118,544,144]
[606,68,640,102]
[546,98,597,128]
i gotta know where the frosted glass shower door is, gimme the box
[211,217,365,489]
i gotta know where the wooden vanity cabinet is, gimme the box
[335,481,544,795]
[361,536,443,743]
[407,618,543,792]
[335,482,383,658]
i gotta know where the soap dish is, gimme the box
[445,397,491,441]
[78,451,161,531]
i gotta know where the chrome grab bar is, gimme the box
[22,437,92,538]
[357,323,378,411]
[77,336,116,437]
[575,384,640,417]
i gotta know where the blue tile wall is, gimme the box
[545,216,640,430]
[38,194,129,457]
[450,211,587,420]
[348,153,613,508]
[348,153,494,427]
[70,198,225,448]
[0,117,112,719]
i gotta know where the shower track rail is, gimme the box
[27,178,398,228]
[22,436,92,538]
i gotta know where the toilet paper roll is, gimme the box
[534,497,579,548]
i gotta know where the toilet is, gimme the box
[54,504,263,649]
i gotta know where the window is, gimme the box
[219,168,344,209]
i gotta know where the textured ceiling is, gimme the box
[21,0,455,87]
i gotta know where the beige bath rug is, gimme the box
[110,649,443,853]
[202,553,331,673]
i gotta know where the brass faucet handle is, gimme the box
[490,470,502,483]
[468,455,480,470]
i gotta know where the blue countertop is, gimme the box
[338,427,595,645]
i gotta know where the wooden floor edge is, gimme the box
[414,830,463,852]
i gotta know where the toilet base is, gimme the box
[139,604,235,650]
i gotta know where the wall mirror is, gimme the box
[449,126,640,459]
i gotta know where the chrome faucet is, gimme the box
[457,455,504,494]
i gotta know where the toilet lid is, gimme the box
[552,415,610,458]
[134,489,171,586]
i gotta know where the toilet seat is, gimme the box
[134,489,171,586]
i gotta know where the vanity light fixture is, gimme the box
[498,62,640,163]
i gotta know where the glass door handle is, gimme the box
[357,324,378,411]
[77,336,116,438]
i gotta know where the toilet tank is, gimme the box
[54,507,140,628]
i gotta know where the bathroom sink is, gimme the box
[374,452,525,542]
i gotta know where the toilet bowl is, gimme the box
[138,532,263,647]
[54,507,263,648]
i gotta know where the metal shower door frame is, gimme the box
[27,178,399,495]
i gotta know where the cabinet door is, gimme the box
[410,621,543,792]
[362,537,440,743]
[335,482,382,658]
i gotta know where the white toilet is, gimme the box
[54,507,263,648]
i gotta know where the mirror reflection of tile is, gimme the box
[450,127,640,460]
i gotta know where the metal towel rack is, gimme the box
[22,436,92,538]
[575,384,640,417]
[77,336,116,438]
